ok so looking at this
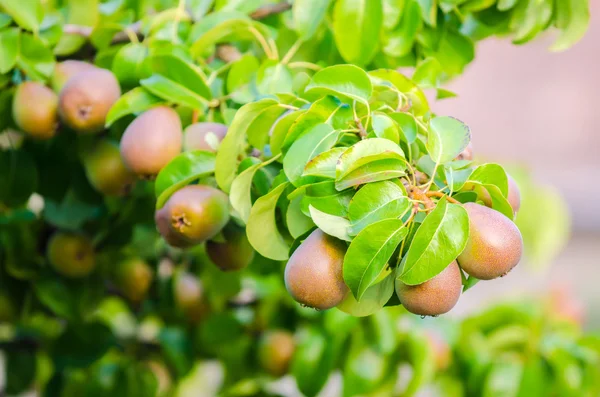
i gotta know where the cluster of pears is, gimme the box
[46,231,154,302]
[12,60,121,139]
[284,173,523,317]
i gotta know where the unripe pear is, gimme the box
[257,330,295,377]
[183,122,228,152]
[284,229,348,310]
[59,68,121,134]
[83,139,135,196]
[115,258,153,303]
[155,185,230,248]
[51,60,96,93]
[12,82,58,140]
[120,106,182,179]
[457,202,523,280]
[46,232,96,278]
[206,224,254,271]
[396,261,462,316]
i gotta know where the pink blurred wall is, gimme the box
[435,4,600,231]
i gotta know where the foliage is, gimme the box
[0,0,587,396]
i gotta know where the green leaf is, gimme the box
[383,0,421,57]
[270,110,304,157]
[0,28,19,74]
[5,350,36,395]
[427,116,471,164]
[246,104,286,149]
[412,57,443,89]
[305,65,373,105]
[286,196,315,238]
[17,33,55,80]
[255,59,293,96]
[371,113,400,144]
[189,17,271,58]
[308,205,352,242]
[226,54,259,104]
[215,99,279,192]
[344,219,407,300]
[468,163,509,196]
[0,0,42,33]
[342,333,388,396]
[337,271,395,317]
[303,147,346,179]
[44,191,98,230]
[335,138,406,190]
[348,181,411,235]
[304,181,353,217]
[333,0,383,66]
[399,197,470,285]
[140,74,206,110]
[246,182,291,260]
[283,123,340,185]
[112,43,148,87]
[389,112,418,144]
[230,154,280,223]
[369,69,430,116]
[551,0,590,52]
[293,0,331,40]
[105,87,164,127]
[148,54,211,99]
[154,151,216,209]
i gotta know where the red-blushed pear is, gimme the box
[257,330,295,377]
[155,185,230,248]
[115,258,153,303]
[83,139,135,196]
[12,82,58,140]
[284,229,348,310]
[396,261,462,316]
[457,202,523,280]
[120,106,182,179]
[59,68,121,134]
[183,122,228,152]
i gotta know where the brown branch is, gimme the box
[408,185,435,211]
[250,2,292,19]
[425,191,461,204]
[63,2,291,44]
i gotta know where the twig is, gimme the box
[425,191,460,204]
[250,2,292,19]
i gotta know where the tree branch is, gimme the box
[63,2,291,44]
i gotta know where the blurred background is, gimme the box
[435,2,600,329]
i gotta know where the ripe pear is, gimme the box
[46,232,96,278]
[257,330,295,377]
[174,272,204,322]
[51,60,96,93]
[155,185,230,248]
[59,68,121,134]
[284,229,348,310]
[115,258,153,303]
[457,202,523,280]
[396,261,462,316]
[120,106,182,178]
[83,139,135,196]
[12,82,58,140]
[206,224,254,271]
[183,122,228,152]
